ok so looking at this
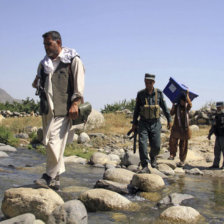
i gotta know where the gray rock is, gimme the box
[93,164,105,168]
[88,133,105,138]
[67,128,78,144]
[108,154,121,165]
[64,155,87,164]
[0,213,35,224]
[148,166,168,178]
[157,159,176,169]
[105,164,116,170]
[90,152,109,165]
[157,164,175,176]
[160,205,201,223]
[34,220,45,224]
[0,145,17,152]
[78,132,90,144]
[174,167,185,175]
[127,165,138,172]
[79,189,132,211]
[186,168,204,175]
[103,168,135,184]
[122,151,140,166]
[37,128,43,142]
[190,125,200,132]
[72,109,105,131]
[15,133,29,139]
[158,193,194,207]
[0,151,9,158]
[95,179,132,194]
[1,188,64,222]
[131,173,165,192]
[48,200,88,224]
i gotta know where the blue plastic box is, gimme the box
[163,77,198,103]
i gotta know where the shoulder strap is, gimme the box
[154,88,158,105]
[69,56,84,103]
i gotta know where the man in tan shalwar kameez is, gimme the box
[168,90,192,167]
[32,31,85,190]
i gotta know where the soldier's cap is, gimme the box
[216,101,224,107]
[145,73,155,81]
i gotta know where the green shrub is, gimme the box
[0,126,18,146]
[0,97,39,113]
[101,99,136,113]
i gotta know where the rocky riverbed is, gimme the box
[1,125,224,224]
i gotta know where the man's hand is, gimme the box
[69,100,80,120]
[167,122,172,130]
[207,135,211,140]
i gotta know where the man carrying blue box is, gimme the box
[132,73,171,172]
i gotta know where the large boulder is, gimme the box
[90,152,109,165]
[48,200,88,224]
[160,206,201,223]
[71,109,105,131]
[1,188,64,222]
[0,213,35,224]
[103,168,135,184]
[122,151,140,166]
[0,145,17,152]
[131,174,165,192]
[157,164,175,176]
[79,189,132,211]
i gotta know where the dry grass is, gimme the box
[191,125,210,138]
[1,116,42,134]
[90,113,132,135]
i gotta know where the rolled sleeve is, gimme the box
[71,56,85,101]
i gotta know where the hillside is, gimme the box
[0,88,17,103]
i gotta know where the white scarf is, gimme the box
[41,47,78,74]
[40,47,78,112]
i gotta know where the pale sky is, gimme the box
[0,0,223,110]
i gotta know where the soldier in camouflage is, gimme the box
[132,73,171,172]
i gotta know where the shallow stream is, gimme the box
[0,148,224,223]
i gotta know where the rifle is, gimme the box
[35,75,49,115]
[127,127,138,154]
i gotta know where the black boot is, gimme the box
[151,157,157,168]
[34,173,60,191]
[34,173,52,189]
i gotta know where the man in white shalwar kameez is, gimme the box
[32,31,85,190]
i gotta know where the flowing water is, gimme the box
[0,148,224,224]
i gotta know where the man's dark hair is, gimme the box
[42,31,62,42]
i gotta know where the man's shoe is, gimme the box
[34,173,60,191]
[177,161,185,167]
[34,173,52,189]
[151,158,157,168]
[139,166,150,173]
[208,165,219,169]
